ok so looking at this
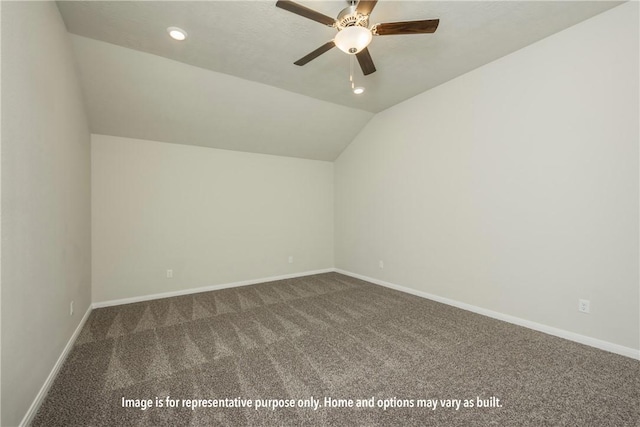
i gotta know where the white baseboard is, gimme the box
[335,269,640,361]
[20,305,93,427]
[92,268,335,308]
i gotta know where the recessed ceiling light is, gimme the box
[353,87,365,95]
[167,26,187,41]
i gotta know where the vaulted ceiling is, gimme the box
[57,1,622,160]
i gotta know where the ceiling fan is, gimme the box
[276,0,439,76]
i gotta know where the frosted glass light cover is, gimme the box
[335,26,372,54]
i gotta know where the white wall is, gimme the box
[335,3,639,351]
[1,2,92,426]
[92,135,333,303]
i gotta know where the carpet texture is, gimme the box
[33,273,639,426]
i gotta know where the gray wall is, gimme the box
[91,134,334,304]
[1,2,91,425]
[335,3,639,351]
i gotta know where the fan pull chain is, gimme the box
[349,55,355,90]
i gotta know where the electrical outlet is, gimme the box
[578,299,590,314]
[166,269,173,279]
[379,260,384,269]
[288,256,294,264]
[70,301,74,316]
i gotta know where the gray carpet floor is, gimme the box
[33,272,639,426]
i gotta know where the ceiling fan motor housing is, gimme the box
[334,5,372,54]
[336,5,370,30]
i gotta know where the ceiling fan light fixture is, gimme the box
[334,26,372,54]
[167,26,188,41]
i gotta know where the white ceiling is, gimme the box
[70,35,373,161]
[57,1,622,160]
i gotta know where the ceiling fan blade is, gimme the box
[294,41,336,66]
[356,0,378,16]
[356,48,376,75]
[374,19,440,36]
[276,1,336,26]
